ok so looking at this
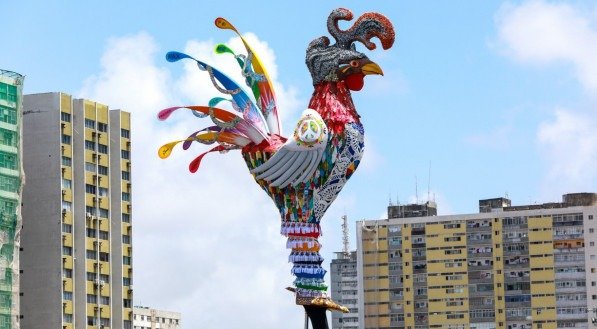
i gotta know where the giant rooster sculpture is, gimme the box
[158,8,394,328]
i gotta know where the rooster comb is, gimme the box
[327,8,395,51]
[306,8,395,84]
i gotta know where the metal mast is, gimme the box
[341,215,350,258]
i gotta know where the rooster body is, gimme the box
[159,8,394,316]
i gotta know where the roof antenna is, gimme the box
[415,175,419,204]
[341,215,350,258]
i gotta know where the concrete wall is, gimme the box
[21,92,63,328]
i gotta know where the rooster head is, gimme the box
[305,8,395,90]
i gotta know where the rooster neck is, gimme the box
[308,81,361,134]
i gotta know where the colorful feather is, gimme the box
[214,18,281,135]
[166,51,270,138]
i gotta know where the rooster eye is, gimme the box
[350,60,359,67]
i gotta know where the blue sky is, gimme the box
[5,1,596,327]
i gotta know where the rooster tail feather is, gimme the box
[164,51,269,140]
[214,18,281,135]
[189,145,228,173]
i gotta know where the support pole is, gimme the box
[304,306,328,329]
[304,311,309,329]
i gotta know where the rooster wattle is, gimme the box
[158,8,394,326]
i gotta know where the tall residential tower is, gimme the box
[357,193,597,329]
[21,93,133,329]
[0,69,24,329]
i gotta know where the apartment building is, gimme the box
[21,92,133,328]
[357,193,597,329]
[0,69,24,329]
[331,251,360,329]
[133,306,181,329]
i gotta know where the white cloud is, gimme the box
[495,0,597,197]
[537,109,597,192]
[79,32,307,328]
[495,0,597,93]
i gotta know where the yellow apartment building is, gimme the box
[357,193,597,329]
[21,93,133,329]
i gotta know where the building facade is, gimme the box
[0,70,24,329]
[21,92,133,328]
[331,251,360,329]
[133,306,181,329]
[357,193,597,329]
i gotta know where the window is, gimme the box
[61,178,72,189]
[85,119,95,129]
[121,150,130,159]
[0,175,19,192]
[61,112,71,122]
[122,213,130,223]
[99,208,109,218]
[86,206,96,216]
[121,128,130,138]
[62,246,72,256]
[98,144,108,154]
[98,165,108,175]
[123,234,131,244]
[61,156,72,167]
[63,291,73,301]
[123,277,132,286]
[122,192,131,201]
[85,140,96,151]
[123,298,132,308]
[98,122,108,132]
[86,272,97,281]
[122,171,130,180]
[87,294,97,303]
[0,152,17,170]
[62,223,72,233]
[86,250,97,260]
[99,187,108,197]
[0,106,16,124]
[123,256,132,265]
[84,162,95,173]
[0,129,16,147]
[63,268,73,279]
[99,230,109,240]
[590,228,595,233]
[61,200,72,212]
[99,252,109,262]
[86,184,96,194]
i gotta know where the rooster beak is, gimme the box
[361,61,383,76]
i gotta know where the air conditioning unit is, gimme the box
[86,212,92,219]
[62,209,67,214]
